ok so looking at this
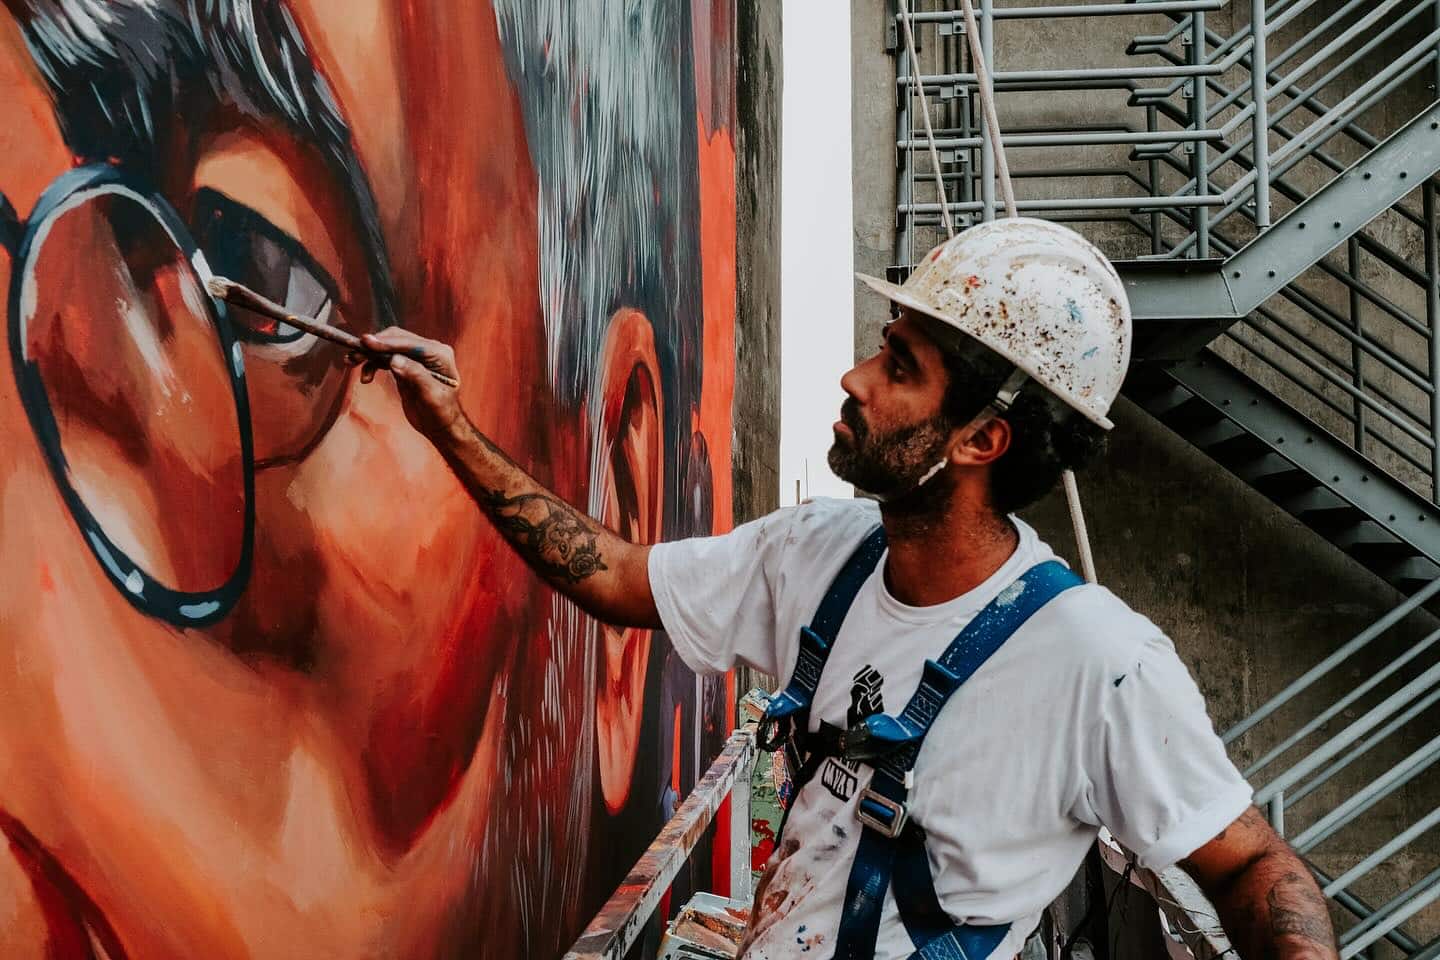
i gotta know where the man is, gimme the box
[363,217,1339,959]
[0,1,732,956]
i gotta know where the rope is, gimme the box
[896,0,1099,584]
[898,0,955,238]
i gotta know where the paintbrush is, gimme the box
[205,276,460,389]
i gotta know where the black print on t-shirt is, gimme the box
[821,665,886,802]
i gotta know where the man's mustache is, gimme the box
[840,398,867,443]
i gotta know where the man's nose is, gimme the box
[839,362,864,402]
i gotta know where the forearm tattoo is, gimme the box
[1261,871,1336,958]
[458,423,610,585]
[479,489,609,584]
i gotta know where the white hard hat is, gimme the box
[857,217,1132,430]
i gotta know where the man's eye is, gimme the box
[193,188,338,344]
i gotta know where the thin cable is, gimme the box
[954,0,1017,219]
[898,0,955,238]
[897,0,1100,584]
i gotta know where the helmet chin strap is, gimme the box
[876,369,1029,504]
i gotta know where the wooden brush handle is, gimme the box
[213,278,459,388]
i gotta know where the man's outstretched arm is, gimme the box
[1181,806,1338,960]
[357,327,662,630]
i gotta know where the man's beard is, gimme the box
[828,397,954,503]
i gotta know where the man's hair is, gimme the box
[937,339,1108,515]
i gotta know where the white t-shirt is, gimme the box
[648,497,1252,960]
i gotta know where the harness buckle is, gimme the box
[856,788,909,839]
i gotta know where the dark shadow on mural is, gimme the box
[0,1,736,956]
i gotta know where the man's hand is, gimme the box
[1181,806,1338,959]
[351,328,662,630]
[350,327,465,442]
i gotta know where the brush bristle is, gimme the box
[206,276,232,298]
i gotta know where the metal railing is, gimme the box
[1223,581,1440,958]
[564,724,757,960]
[889,3,1440,955]
[891,0,1232,268]
[893,0,1440,502]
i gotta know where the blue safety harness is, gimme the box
[757,525,1084,960]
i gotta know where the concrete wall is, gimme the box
[850,1,1440,948]
[734,0,784,702]
[736,0,784,528]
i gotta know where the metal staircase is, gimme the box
[887,1,1440,955]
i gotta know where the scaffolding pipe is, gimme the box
[898,129,1223,149]
[1428,183,1440,501]
[1323,804,1440,896]
[1236,320,1436,447]
[901,195,1225,214]
[1251,0,1272,228]
[1224,576,1440,743]
[898,63,1224,87]
[1289,730,1440,850]
[980,0,996,220]
[1290,684,1440,805]
[1340,866,1440,950]
[1241,628,1440,779]
[1342,878,1440,957]
[897,1,1224,21]
[1192,11,1210,256]
[1253,660,1440,803]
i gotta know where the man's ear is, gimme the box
[593,307,665,814]
[950,414,1012,467]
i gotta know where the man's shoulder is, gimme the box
[1025,580,1173,672]
[770,496,882,556]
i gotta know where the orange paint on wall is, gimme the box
[695,113,738,537]
[0,19,69,211]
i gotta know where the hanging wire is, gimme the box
[896,0,1100,584]
[898,0,955,238]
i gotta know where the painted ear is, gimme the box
[594,308,665,814]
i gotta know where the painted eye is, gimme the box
[193,188,337,344]
[191,187,351,467]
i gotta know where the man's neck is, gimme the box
[880,497,1020,608]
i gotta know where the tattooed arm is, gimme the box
[357,328,662,629]
[1180,806,1338,959]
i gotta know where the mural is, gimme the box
[0,1,736,957]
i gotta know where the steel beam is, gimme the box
[1163,354,1440,565]
[1122,106,1440,322]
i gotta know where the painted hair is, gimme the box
[11,0,399,327]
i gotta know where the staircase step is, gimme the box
[1233,453,1315,499]
[1159,396,1226,434]
[1134,383,1195,418]
[1188,419,1247,451]
[1280,488,1357,523]
[1380,556,1440,594]
[1202,431,1270,467]
[1331,521,1419,567]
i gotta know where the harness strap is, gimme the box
[835,559,1085,960]
[759,524,887,752]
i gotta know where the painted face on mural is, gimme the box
[0,1,735,957]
